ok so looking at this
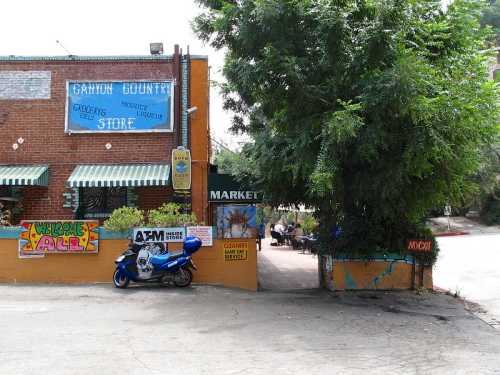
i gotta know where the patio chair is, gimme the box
[270,230,285,246]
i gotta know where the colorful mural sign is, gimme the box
[133,227,186,244]
[223,241,248,261]
[186,226,213,247]
[216,205,257,239]
[19,220,99,254]
[172,147,192,190]
[66,81,173,133]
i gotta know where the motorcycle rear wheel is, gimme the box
[113,269,130,289]
[173,268,193,287]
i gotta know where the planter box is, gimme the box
[331,256,432,290]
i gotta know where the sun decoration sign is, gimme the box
[19,220,99,254]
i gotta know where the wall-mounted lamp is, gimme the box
[12,143,19,150]
[186,106,198,115]
[17,137,24,144]
[105,143,112,150]
[150,42,164,55]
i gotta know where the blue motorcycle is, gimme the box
[113,236,202,289]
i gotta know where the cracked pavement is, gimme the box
[0,284,499,374]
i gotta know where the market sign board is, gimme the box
[208,174,260,203]
[172,147,191,190]
[186,226,213,247]
[65,81,173,133]
[19,220,99,254]
[133,227,185,244]
[223,241,248,261]
[407,239,433,253]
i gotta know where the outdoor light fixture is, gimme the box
[186,106,198,115]
[12,143,18,150]
[150,43,164,55]
[105,143,112,150]
[17,137,24,144]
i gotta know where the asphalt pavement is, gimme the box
[434,233,500,329]
[0,284,499,374]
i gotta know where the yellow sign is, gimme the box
[19,220,99,254]
[223,241,248,261]
[172,147,191,190]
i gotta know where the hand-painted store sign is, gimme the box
[19,220,99,254]
[133,227,186,244]
[186,226,213,247]
[172,148,192,190]
[407,239,432,253]
[223,241,249,261]
[66,81,173,133]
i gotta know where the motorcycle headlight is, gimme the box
[115,255,125,263]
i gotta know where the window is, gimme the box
[78,187,127,219]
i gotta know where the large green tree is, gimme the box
[195,0,499,262]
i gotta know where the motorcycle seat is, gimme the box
[150,252,184,266]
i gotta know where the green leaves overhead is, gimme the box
[195,0,499,257]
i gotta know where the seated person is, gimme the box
[274,222,286,235]
[292,224,305,249]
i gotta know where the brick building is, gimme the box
[0,45,210,224]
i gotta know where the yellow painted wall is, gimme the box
[192,239,257,291]
[0,239,128,283]
[0,238,257,291]
[190,59,210,225]
[332,260,433,290]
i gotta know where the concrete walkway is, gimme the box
[257,238,319,290]
[435,233,500,329]
[428,216,500,235]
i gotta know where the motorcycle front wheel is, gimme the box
[113,269,130,289]
[173,268,193,287]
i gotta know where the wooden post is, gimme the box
[411,256,416,290]
[420,257,425,288]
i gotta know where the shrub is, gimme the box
[481,191,500,225]
[103,207,145,232]
[302,214,318,235]
[148,203,198,227]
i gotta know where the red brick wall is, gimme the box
[0,59,178,220]
[136,187,173,211]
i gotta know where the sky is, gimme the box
[0,0,453,150]
[0,0,244,149]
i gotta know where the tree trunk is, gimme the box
[316,202,336,290]
[318,254,334,290]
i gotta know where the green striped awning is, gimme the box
[0,165,49,186]
[66,164,171,188]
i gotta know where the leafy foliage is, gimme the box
[103,207,145,232]
[104,203,199,232]
[481,0,500,43]
[148,203,199,227]
[481,187,500,224]
[212,147,252,176]
[195,0,499,260]
[301,214,318,236]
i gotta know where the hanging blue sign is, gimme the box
[65,81,173,133]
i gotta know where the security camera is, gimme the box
[186,106,198,115]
